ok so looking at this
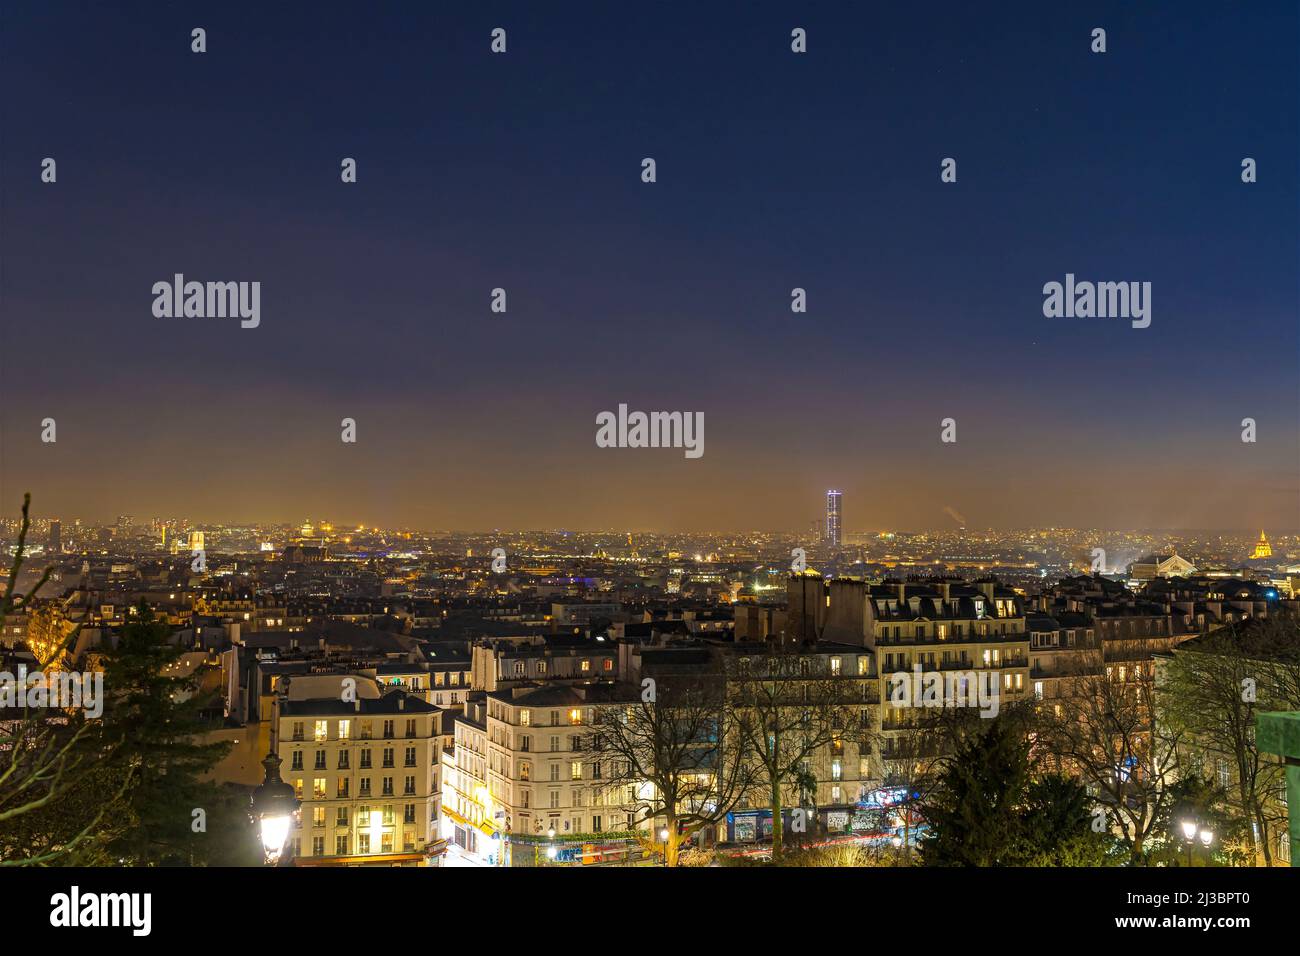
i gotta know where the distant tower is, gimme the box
[1252,530,1272,560]
[826,490,843,548]
[48,521,61,554]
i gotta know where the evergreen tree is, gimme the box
[918,714,1119,866]
[97,603,231,865]
[918,716,1031,866]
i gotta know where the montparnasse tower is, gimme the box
[1251,530,1272,560]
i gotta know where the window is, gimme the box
[360,749,372,769]
[338,750,350,769]
[360,778,371,797]
[592,815,603,832]
[405,803,416,824]
[335,834,349,855]
[312,778,326,799]
[338,719,351,740]
[312,806,326,828]
[314,750,326,770]
[404,775,416,795]
[383,720,395,739]
[858,657,869,676]
[520,735,531,752]
[520,763,531,781]
[382,777,394,796]
[292,721,305,741]
[580,660,591,672]
[571,761,582,780]
[550,763,560,781]
[383,748,394,768]
[405,718,417,738]
[358,832,371,854]
[404,746,416,767]
[314,720,328,742]
[336,808,348,827]
[603,659,614,671]
[312,836,325,857]
[830,657,842,676]
[337,778,349,798]
[291,750,303,771]
[520,709,531,726]
[569,709,583,725]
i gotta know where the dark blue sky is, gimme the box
[2,1,1297,531]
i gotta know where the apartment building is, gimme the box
[786,576,1031,771]
[279,690,445,866]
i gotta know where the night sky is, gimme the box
[2,1,1296,532]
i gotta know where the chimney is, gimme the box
[896,582,906,602]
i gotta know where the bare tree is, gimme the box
[1158,615,1300,866]
[591,667,751,866]
[726,637,871,857]
[1035,637,1179,862]
[0,494,125,865]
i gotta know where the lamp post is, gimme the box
[250,751,299,865]
[1178,818,1214,867]
[250,677,298,866]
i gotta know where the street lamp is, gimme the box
[1177,817,1214,866]
[250,752,299,865]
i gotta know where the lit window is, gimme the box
[569,709,582,725]
[520,709,530,726]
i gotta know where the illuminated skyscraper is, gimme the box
[48,521,61,554]
[826,490,842,548]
